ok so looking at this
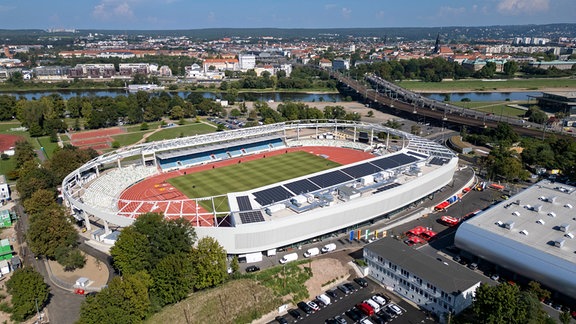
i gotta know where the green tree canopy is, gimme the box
[6,267,50,322]
[150,252,195,308]
[191,237,227,290]
[110,226,151,275]
[27,204,78,258]
[78,272,151,324]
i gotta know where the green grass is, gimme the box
[449,101,528,117]
[0,157,16,178]
[248,260,313,303]
[36,137,59,159]
[398,78,576,92]
[125,121,163,133]
[168,151,341,212]
[111,132,146,147]
[146,123,215,142]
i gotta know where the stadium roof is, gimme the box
[365,237,490,294]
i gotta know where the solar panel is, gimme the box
[341,163,383,178]
[374,182,401,193]
[236,196,252,211]
[390,153,419,165]
[370,157,401,170]
[239,211,265,224]
[284,179,321,195]
[253,186,294,206]
[308,170,354,189]
[407,151,428,159]
[429,157,449,166]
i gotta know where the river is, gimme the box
[6,89,541,102]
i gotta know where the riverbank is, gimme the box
[398,78,576,93]
[413,87,576,94]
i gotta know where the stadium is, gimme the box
[62,120,457,254]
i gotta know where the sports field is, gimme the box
[167,151,341,208]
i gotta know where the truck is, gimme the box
[239,252,263,263]
[279,252,298,264]
[303,247,320,258]
[321,243,337,253]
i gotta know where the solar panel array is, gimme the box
[429,157,450,166]
[407,151,428,159]
[239,211,265,224]
[252,153,429,206]
[236,196,253,211]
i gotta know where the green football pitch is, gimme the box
[167,151,341,212]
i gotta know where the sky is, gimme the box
[0,0,574,30]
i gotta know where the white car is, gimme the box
[307,301,320,311]
[387,303,402,316]
[371,294,387,306]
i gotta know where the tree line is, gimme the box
[462,123,576,182]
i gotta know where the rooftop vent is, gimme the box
[504,221,515,230]
[548,212,557,217]
[512,211,520,217]
[565,232,574,239]
[536,219,546,225]
[519,230,529,236]
[564,204,573,209]
[560,223,571,232]
[554,239,565,248]
[496,220,503,227]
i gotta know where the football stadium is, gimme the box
[62,120,457,254]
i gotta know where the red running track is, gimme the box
[118,146,375,226]
[69,127,125,141]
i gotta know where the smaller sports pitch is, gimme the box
[167,151,340,211]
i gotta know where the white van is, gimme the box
[316,293,331,306]
[279,252,298,264]
[321,243,337,253]
[365,299,380,312]
[304,247,320,258]
[371,294,387,306]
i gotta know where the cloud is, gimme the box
[92,0,135,21]
[497,0,549,14]
[341,7,352,18]
[438,6,466,17]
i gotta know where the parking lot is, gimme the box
[272,278,434,324]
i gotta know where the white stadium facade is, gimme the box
[62,120,457,255]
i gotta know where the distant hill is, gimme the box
[1,23,575,43]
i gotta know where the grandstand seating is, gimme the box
[156,138,286,171]
[287,139,371,151]
[82,165,157,212]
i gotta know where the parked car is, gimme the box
[371,314,386,324]
[372,294,387,306]
[344,282,357,292]
[326,289,339,299]
[354,277,369,287]
[275,316,288,324]
[288,309,302,319]
[326,319,338,324]
[308,301,320,311]
[357,302,375,316]
[345,308,363,322]
[245,265,260,273]
[468,262,478,270]
[334,315,348,324]
[297,301,313,314]
[387,303,402,316]
[338,284,352,295]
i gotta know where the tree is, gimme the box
[14,140,36,166]
[150,252,195,307]
[503,61,519,76]
[24,189,57,217]
[54,245,86,271]
[525,106,548,124]
[559,310,572,324]
[527,281,551,301]
[78,272,151,324]
[16,161,57,200]
[110,227,151,275]
[191,237,227,290]
[471,283,550,324]
[27,204,78,258]
[6,267,50,322]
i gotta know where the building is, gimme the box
[364,237,489,319]
[332,58,350,71]
[455,180,576,299]
[461,58,506,72]
[238,54,256,71]
[119,63,150,76]
[535,91,576,116]
[528,60,576,71]
[202,59,239,73]
[0,175,9,201]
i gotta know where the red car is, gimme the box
[440,215,460,226]
[356,302,375,316]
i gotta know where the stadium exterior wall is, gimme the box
[455,222,576,299]
[197,158,457,254]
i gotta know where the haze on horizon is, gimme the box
[0,0,574,30]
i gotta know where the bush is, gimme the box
[0,154,8,160]
[111,141,120,149]
[55,246,86,271]
[140,122,149,131]
[355,259,368,267]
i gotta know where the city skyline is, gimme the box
[0,0,574,30]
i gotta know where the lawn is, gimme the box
[398,78,576,92]
[168,151,341,212]
[449,101,527,118]
[146,123,215,142]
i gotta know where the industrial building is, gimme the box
[455,180,576,299]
